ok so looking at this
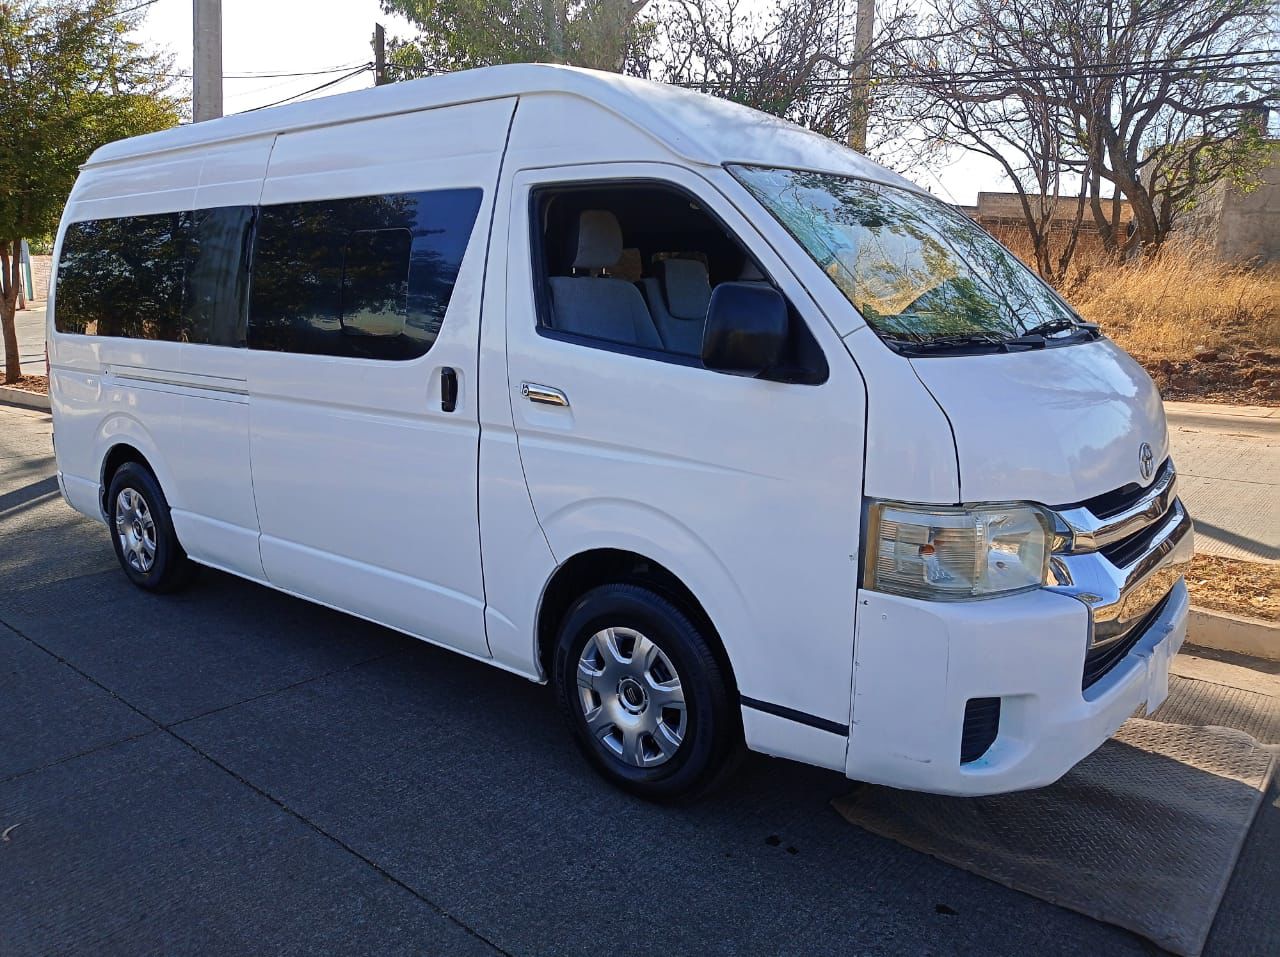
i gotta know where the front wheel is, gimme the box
[552,584,741,801]
[107,462,197,593]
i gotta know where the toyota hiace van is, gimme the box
[48,64,1192,799]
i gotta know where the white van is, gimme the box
[47,64,1192,800]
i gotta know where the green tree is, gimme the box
[0,0,181,383]
[379,0,655,76]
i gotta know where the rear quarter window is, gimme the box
[54,206,253,345]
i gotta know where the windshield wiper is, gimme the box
[1004,317,1100,347]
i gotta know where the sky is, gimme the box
[128,0,1005,204]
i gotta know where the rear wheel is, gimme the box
[106,462,196,593]
[552,583,741,801]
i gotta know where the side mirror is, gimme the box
[701,282,788,377]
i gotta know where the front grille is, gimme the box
[1082,590,1173,691]
[1073,458,1173,519]
[1100,512,1167,569]
[960,697,1001,764]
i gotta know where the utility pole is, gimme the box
[193,0,223,122]
[848,0,874,152]
[373,23,387,86]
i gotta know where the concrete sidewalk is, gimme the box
[11,300,46,375]
[1167,402,1279,563]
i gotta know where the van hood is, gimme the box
[909,338,1169,505]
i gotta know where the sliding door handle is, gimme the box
[440,367,458,412]
[521,382,569,407]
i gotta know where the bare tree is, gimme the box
[892,3,1093,281]
[649,0,917,144]
[899,0,1276,270]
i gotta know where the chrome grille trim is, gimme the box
[1054,460,1177,553]
[1048,499,1193,649]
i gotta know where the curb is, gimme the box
[0,385,50,411]
[1164,400,1279,419]
[1188,606,1279,662]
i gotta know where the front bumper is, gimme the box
[845,576,1189,796]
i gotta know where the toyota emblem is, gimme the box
[1138,442,1155,481]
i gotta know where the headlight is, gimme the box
[865,501,1052,600]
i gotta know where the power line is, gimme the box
[245,64,373,111]
[122,62,369,81]
[226,63,369,79]
[112,0,161,17]
[673,55,1280,92]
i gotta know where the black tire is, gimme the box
[552,583,742,801]
[106,462,197,593]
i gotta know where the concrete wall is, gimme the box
[960,192,1133,256]
[1179,144,1280,264]
[971,191,1133,229]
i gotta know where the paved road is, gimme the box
[1,403,1276,956]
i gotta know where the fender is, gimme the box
[95,412,184,517]
[532,496,754,684]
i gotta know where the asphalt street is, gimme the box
[1,402,1276,956]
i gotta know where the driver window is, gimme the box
[529,181,827,382]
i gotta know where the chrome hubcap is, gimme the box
[114,488,156,573]
[577,627,686,768]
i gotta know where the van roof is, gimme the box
[85,63,921,193]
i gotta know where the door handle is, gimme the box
[521,382,569,407]
[440,367,458,413]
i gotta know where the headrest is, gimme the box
[738,259,766,281]
[659,258,712,320]
[566,210,623,271]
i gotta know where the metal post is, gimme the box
[193,0,223,122]
[848,0,874,152]
[374,23,387,85]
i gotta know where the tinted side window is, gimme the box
[340,228,412,359]
[55,208,251,345]
[184,206,254,346]
[56,213,186,340]
[248,188,482,360]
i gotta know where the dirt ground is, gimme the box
[1187,554,1280,622]
[3,374,48,394]
[1136,350,1280,405]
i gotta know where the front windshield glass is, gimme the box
[731,165,1079,346]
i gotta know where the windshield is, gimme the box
[731,165,1082,349]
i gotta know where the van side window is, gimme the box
[529,182,827,383]
[248,188,482,360]
[184,206,255,347]
[56,213,187,341]
[340,228,413,354]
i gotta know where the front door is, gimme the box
[504,164,867,730]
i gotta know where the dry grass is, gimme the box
[1187,553,1280,622]
[994,231,1280,404]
